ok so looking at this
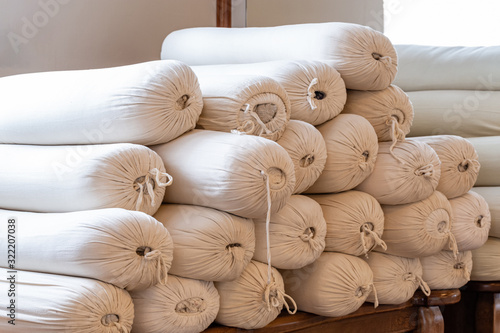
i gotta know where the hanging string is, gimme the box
[306,77,319,110]
[360,224,387,258]
[144,248,168,285]
[135,169,173,211]
[386,117,406,164]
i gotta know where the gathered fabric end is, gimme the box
[144,248,169,285]
[306,77,319,110]
[378,55,393,68]
[386,117,406,165]
[459,158,481,173]
[414,164,434,178]
[101,314,129,333]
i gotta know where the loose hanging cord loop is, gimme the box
[416,275,431,296]
[371,283,379,308]
[135,169,173,211]
[278,289,298,315]
[360,224,387,257]
[306,77,319,110]
[386,117,406,164]
[144,248,168,285]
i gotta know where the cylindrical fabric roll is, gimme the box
[421,251,473,289]
[380,191,457,258]
[215,260,295,329]
[253,195,326,270]
[162,22,398,90]
[308,191,386,257]
[342,85,414,144]
[0,143,170,215]
[191,60,346,125]
[0,268,134,332]
[449,191,491,251]
[195,74,290,141]
[0,208,173,291]
[0,60,203,145]
[356,140,441,205]
[305,114,378,194]
[467,136,500,186]
[408,135,480,199]
[131,275,220,333]
[471,237,500,281]
[153,204,255,281]
[282,252,376,317]
[363,252,430,305]
[276,120,327,194]
[472,186,500,238]
[151,130,295,219]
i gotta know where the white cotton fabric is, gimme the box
[471,237,500,281]
[342,85,414,143]
[364,252,429,305]
[151,130,295,219]
[393,45,500,92]
[467,136,500,186]
[282,252,375,317]
[0,268,134,333]
[253,195,326,270]
[473,187,500,238]
[0,143,169,215]
[421,251,473,289]
[449,191,491,251]
[0,208,173,291]
[356,140,441,205]
[276,120,327,194]
[131,275,220,333]
[0,60,203,145]
[306,114,379,194]
[195,74,290,141]
[162,22,398,90]
[191,60,346,125]
[308,191,386,257]
[153,204,255,281]
[380,191,457,258]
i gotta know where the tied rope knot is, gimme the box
[233,104,273,136]
[263,280,297,315]
[360,223,387,258]
[403,273,431,296]
[386,117,406,164]
[144,248,168,285]
[101,314,128,333]
[373,53,393,68]
[300,227,315,242]
[458,158,480,173]
[414,164,434,177]
[306,77,319,110]
[135,168,173,211]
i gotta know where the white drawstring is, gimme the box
[306,77,319,110]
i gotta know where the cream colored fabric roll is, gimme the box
[471,237,500,281]
[276,120,327,194]
[153,204,255,281]
[356,140,441,205]
[151,130,295,219]
[473,187,500,238]
[407,136,480,199]
[192,60,346,125]
[342,85,413,144]
[195,74,290,141]
[131,275,220,333]
[364,252,430,305]
[0,143,170,215]
[162,22,398,90]
[0,60,203,145]
[282,252,376,317]
[0,208,172,291]
[306,114,378,194]
[0,268,134,332]
[380,191,457,258]
[467,136,500,186]
[449,191,491,251]
[308,191,386,257]
[421,251,473,289]
[253,195,326,270]
[215,260,294,329]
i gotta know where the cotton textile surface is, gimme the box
[467,136,500,186]
[0,143,169,215]
[471,237,500,281]
[162,22,398,90]
[472,186,500,238]
[421,250,472,289]
[0,268,134,332]
[0,208,173,291]
[0,60,203,145]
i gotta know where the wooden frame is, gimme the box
[217,0,232,27]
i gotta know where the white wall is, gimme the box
[0,0,217,77]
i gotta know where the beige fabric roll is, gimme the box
[380,191,457,258]
[306,114,378,194]
[131,275,220,333]
[421,251,473,289]
[308,191,386,257]
[0,208,173,291]
[467,136,500,186]
[449,191,491,251]
[253,195,326,270]
[471,237,500,281]
[356,140,441,205]
[342,85,414,144]
[0,268,134,332]
[0,143,170,215]
[153,204,255,281]
[151,130,295,219]
[408,136,480,199]
[276,120,327,194]
[282,252,375,317]
[364,252,430,305]
[472,186,500,238]
[195,74,290,141]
